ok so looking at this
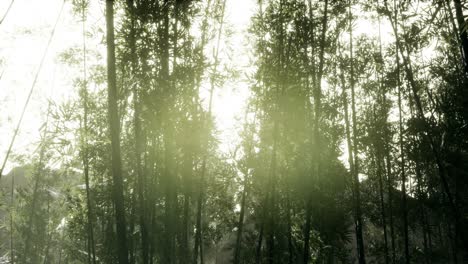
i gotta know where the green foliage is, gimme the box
[3,0,468,263]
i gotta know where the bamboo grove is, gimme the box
[1,0,468,263]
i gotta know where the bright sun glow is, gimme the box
[0,0,257,173]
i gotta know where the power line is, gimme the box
[0,0,15,83]
[0,0,15,25]
[0,0,66,180]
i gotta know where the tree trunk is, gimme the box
[393,8,410,260]
[287,191,293,264]
[81,2,96,263]
[453,0,468,73]
[234,107,257,264]
[381,96,396,264]
[415,155,431,264]
[234,171,248,264]
[181,146,192,264]
[255,223,264,264]
[266,123,278,264]
[376,16,389,264]
[385,144,396,264]
[376,150,389,264]
[339,40,361,264]
[194,1,226,263]
[10,164,14,264]
[43,192,51,264]
[106,1,129,263]
[23,106,50,263]
[304,1,328,262]
[349,2,366,263]
[160,1,176,263]
[126,0,150,261]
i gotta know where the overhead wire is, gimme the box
[0,0,15,25]
[0,0,15,83]
[0,0,66,180]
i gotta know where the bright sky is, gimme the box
[0,0,256,174]
[1,0,73,173]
